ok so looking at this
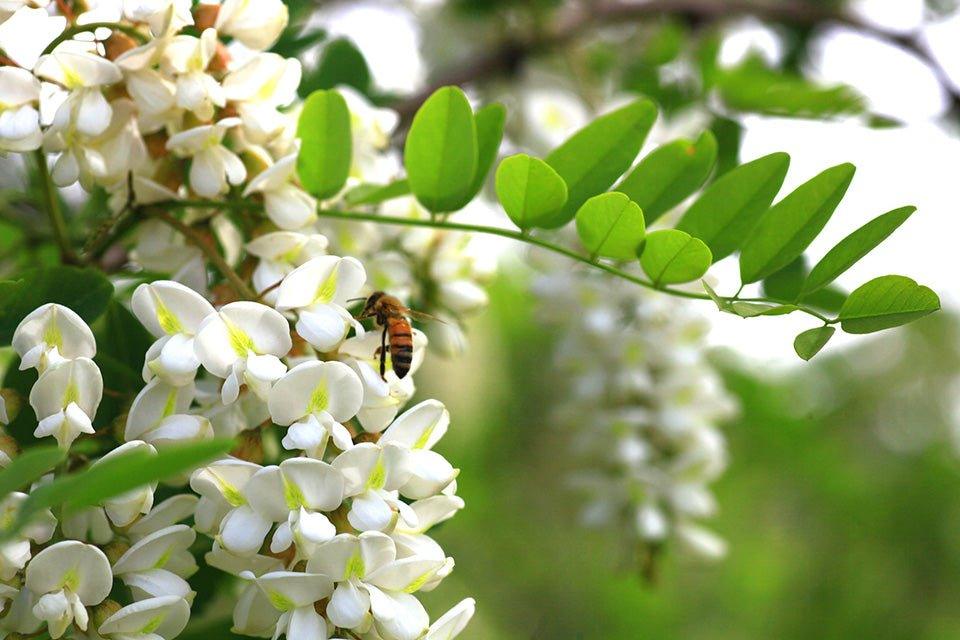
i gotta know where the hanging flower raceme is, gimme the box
[535,270,735,570]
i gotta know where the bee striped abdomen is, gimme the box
[387,316,414,379]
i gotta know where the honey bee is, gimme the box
[357,292,435,381]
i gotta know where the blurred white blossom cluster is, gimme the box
[0,259,474,638]
[534,269,736,567]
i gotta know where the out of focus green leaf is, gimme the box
[301,37,371,95]
[298,90,352,200]
[802,206,916,296]
[496,154,568,230]
[404,86,478,213]
[839,275,940,334]
[344,180,411,207]
[718,57,864,117]
[740,163,856,284]
[640,229,711,286]
[616,131,716,224]
[677,152,789,261]
[0,445,64,500]
[544,99,657,228]
[0,267,112,345]
[575,193,645,261]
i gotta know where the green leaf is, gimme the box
[574,192,645,261]
[677,152,790,261]
[761,256,808,302]
[496,153,567,229]
[702,280,728,311]
[2,439,234,539]
[404,86,478,213]
[0,267,112,345]
[543,99,658,228]
[466,103,506,199]
[730,302,798,317]
[344,179,411,206]
[495,154,568,230]
[301,37,371,95]
[639,229,712,286]
[0,445,64,500]
[740,163,856,284]
[297,90,352,200]
[616,131,717,224]
[794,326,836,360]
[801,206,916,296]
[838,275,940,334]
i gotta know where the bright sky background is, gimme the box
[319,0,960,366]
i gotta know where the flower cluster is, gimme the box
[0,250,474,638]
[534,269,736,568]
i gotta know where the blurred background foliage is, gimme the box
[414,272,960,639]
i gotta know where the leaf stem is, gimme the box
[146,208,257,300]
[43,22,148,55]
[33,150,77,264]
[159,198,834,324]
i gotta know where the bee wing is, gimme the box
[406,309,448,325]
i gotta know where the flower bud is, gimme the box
[102,540,131,565]
[92,599,123,628]
[104,32,137,60]
[0,434,19,463]
[0,389,21,425]
[194,3,220,31]
[231,430,264,464]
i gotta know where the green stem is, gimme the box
[34,150,77,264]
[43,22,148,55]
[146,209,258,300]
[159,199,834,324]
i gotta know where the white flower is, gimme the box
[132,280,216,386]
[232,457,344,557]
[35,49,122,137]
[268,360,363,458]
[340,86,400,183]
[162,28,224,120]
[275,256,366,352]
[13,303,96,372]
[242,570,332,639]
[111,525,198,601]
[246,231,329,304]
[123,0,193,36]
[425,598,476,640]
[0,492,56,580]
[98,595,191,640]
[194,301,292,404]
[29,357,102,449]
[338,330,427,432]
[243,151,317,230]
[0,7,65,69]
[166,118,246,198]
[25,541,112,638]
[189,457,262,536]
[125,379,204,445]
[0,67,42,152]
[223,53,301,143]
[115,39,179,133]
[381,400,459,500]
[331,442,414,533]
[91,440,158,527]
[215,0,289,51]
[127,494,199,542]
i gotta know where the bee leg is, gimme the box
[379,325,388,381]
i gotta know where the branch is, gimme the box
[393,0,960,127]
[33,150,77,265]
[159,199,835,325]
[146,208,258,300]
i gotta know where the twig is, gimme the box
[393,0,960,127]
[43,21,148,55]
[33,150,77,265]
[156,199,836,324]
[146,208,258,300]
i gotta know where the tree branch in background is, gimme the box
[393,0,960,128]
